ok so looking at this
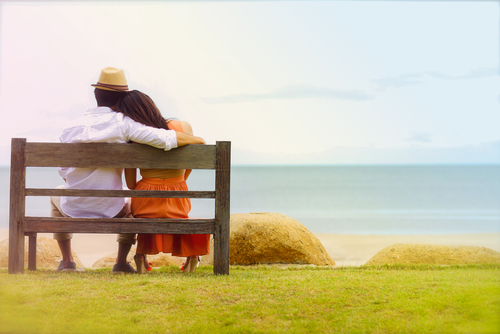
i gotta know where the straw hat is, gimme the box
[91,67,130,92]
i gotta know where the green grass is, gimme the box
[1,265,499,333]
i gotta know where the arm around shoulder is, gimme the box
[175,120,205,146]
[180,121,193,136]
[175,121,205,147]
[175,132,205,146]
[123,117,178,151]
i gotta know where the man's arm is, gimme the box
[175,131,205,146]
[124,117,206,150]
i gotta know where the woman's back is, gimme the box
[139,120,190,179]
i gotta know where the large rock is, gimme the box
[0,237,83,269]
[92,246,184,268]
[228,212,335,266]
[365,243,500,265]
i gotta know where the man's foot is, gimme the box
[56,261,77,272]
[112,262,137,274]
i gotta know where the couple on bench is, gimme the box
[51,67,209,274]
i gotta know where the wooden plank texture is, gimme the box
[214,141,231,275]
[25,142,216,169]
[26,189,215,199]
[9,138,26,274]
[25,217,215,234]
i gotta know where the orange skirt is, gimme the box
[131,175,210,257]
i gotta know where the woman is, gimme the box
[116,90,210,274]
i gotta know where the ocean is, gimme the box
[0,165,499,235]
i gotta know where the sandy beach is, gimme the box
[1,229,499,268]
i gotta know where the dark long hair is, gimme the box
[116,90,170,130]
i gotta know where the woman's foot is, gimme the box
[180,256,202,272]
[134,254,150,274]
[180,261,187,271]
[183,256,200,273]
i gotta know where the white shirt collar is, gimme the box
[84,106,115,115]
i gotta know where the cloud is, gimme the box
[371,74,425,89]
[371,67,498,90]
[201,84,375,104]
[405,132,433,144]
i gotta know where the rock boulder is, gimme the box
[0,237,83,269]
[365,243,500,265]
[228,212,335,266]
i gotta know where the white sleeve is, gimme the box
[122,117,178,151]
[58,167,68,180]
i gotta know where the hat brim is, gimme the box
[91,83,130,92]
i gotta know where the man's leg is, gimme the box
[112,237,136,274]
[116,242,132,265]
[50,190,76,271]
[112,199,137,274]
[56,240,74,263]
[115,199,136,264]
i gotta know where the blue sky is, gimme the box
[0,1,498,165]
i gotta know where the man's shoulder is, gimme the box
[59,107,128,143]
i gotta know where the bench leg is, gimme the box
[213,228,229,275]
[8,226,25,274]
[28,233,37,271]
[214,141,231,275]
[9,138,26,274]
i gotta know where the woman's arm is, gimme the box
[125,168,137,189]
[181,121,194,180]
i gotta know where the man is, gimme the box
[51,67,205,273]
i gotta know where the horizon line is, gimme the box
[2,0,499,2]
[1,162,499,168]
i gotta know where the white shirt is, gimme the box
[58,106,178,218]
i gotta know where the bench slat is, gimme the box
[25,217,215,234]
[25,142,217,169]
[26,188,216,199]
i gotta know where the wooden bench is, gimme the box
[8,138,230,275]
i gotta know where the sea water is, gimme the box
[0,165,498,235]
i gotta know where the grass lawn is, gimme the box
[0,265,499,333]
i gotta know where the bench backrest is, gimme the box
[9,138,230,275]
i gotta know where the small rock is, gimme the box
[0,237,83,269]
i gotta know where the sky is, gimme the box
[0,1,499,165]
